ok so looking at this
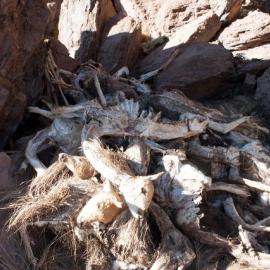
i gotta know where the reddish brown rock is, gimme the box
[0,0,52,149]
[50,38,80,72]
[98,17,142,73]
[209,0,241,24]
[255,67,270,113]
[0,78,26,146]
[164,11,221,49]
[45,0,63,36]
[0,152,14,191]
[58,0,116,62]
[118,0,211,38]
[154,43,236,100]
[218,10,270,51]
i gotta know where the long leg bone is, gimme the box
[25,128,50,176]
[223,197,270,233]
[149,202,195,270]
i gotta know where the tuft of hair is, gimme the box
[8,176,72,230]
[85,139,133,175]
[110,210,154,266]
[85,236,112,270]
[28,161,70,198]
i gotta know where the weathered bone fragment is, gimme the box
[19,225,37,268]
[206,182,250,198]
[149,203,195,269]
[112,260,147,270]
[224,197,270,233]
[28,99,101,120]
[48,118,83,153]
[155,153,211,227]
[124,138,150,175]
[241,178,270,193]
[188,139,240,179]
[25,128,50,176]
[241,141,270,183]
[208,116,250,134]
[93,72,107,107]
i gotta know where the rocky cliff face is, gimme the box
[0,0,62,149]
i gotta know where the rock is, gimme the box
[209,0,241,24]
[98,17,142,73]
[237,59,270,76]
[164,11,221,49]
[154,43,236,100]
[50,38,80,72]
[248,0,270,13]
[0,0,52,149]
[0,152,14,191]
[255,67,270,113]
[218,10,270,51]
[233,44,270,60]
[0,78,26,147]
[58,0,116,62]
[118,0,211,38]
[45,0,63,36]
[241,73,257,94]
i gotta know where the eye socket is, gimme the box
[141,187,147,195]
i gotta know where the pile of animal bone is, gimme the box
[7,51,270,270]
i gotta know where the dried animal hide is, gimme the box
[155,153,211,226]
[82,139,163,218]
[26,118,83,175]
[58,153,95,179]
[77,184,125,225]
[124,137,150,176]
[83,99,208,141]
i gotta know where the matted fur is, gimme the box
[110,210,155,266]
[28,161,70,198]
[86,236,111,269]
[8,180,72,230]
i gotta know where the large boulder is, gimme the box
[58,0,116,62]
[218,10,270,51]
[118,0,211,38]
[154,43,236,100]
[117,0,241,38]
[164,11,221,49]
[50,38,80,72]
[0,0,52,149]
[209,0,241,24]
[0,152,15,191]
[98,17,142,73]
[255,67,270,113]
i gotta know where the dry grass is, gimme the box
[110,210,154,265]
[28,161,70,198]
[39,244,83,270]
[86,236,111,269]
[7,161,72,230]
[8,182,71,230]
[85,139,134,175]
